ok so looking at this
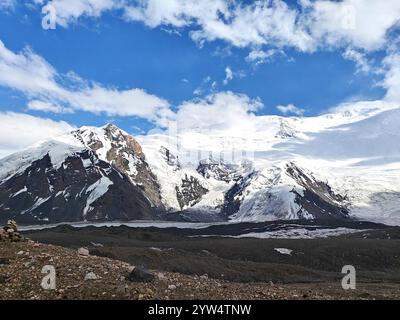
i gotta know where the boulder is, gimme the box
[78,247,90,257]
[127,267,155,283]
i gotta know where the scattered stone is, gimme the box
[168,285,177,290]
[78,247,90,257]
[84,272,99,281]
[157,272,166,280]
[127,267,155,283]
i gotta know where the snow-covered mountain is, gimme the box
[1,101,400,225]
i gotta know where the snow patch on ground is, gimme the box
[274,248,293,255]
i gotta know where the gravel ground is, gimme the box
[1,240,400,300]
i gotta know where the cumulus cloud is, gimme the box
[303,0,400,52]
[0,112,75,158]
[0,40,171,124]
[276,104,305,116]
[174,91,263,135]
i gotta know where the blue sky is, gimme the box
[0,0,399,156]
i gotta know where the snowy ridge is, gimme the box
[1,101,400,225]
[0,136,84,182]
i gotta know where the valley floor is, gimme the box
[1,221,400,300]
[1,240,400,300]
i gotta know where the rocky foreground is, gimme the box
[1,222,399,300]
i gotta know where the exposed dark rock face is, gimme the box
[160,146,180,169]
[175,174,208,210]
[275,120,298,139]
[74,124,164,209]
[197,160,239,183]
[221,172,256,216]
[0,150,157,225]
[286,163,349,220]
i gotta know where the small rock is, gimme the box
[127,267,155,283]
[17,251,24,255]
[84,272,99,281]
[157,272,166,280]
[78,247,89,257]
[168,285,177,290]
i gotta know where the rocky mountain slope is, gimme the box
[0,102,400,225]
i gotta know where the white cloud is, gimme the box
[174,91,263,135]
[27,100,74,113]
[276,104,305,116]
[246,49,283,66]
[303,0,400,52]
[383,52,400,102]
[32,0,120,27]
[0,112,74,158]
[30,0,400,55]
[193,75,213,96]
[223,67,233,85]
[122,0,400,53]
[0,40,172,124]
[125,0,314,51]
[29,0,400,90]
[342,48,372,74]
